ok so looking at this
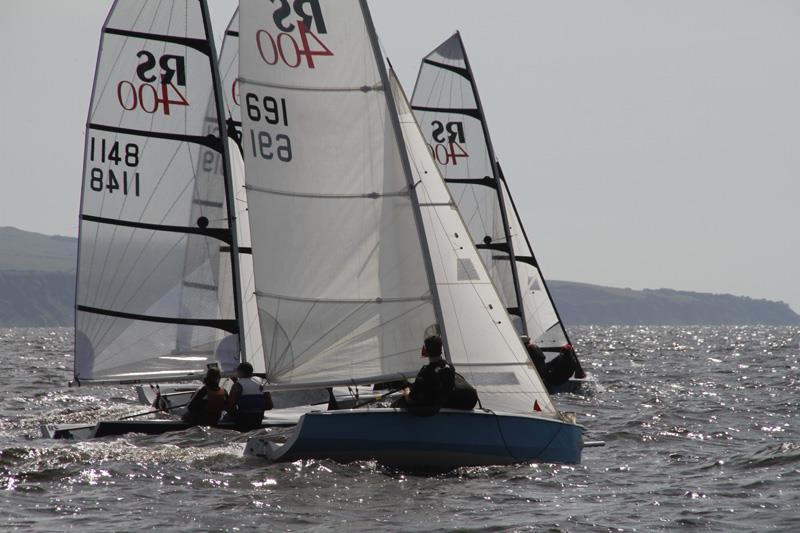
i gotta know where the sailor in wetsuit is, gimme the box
[395,335,455,415]
[182,367,227,426]
[225,362,273,429]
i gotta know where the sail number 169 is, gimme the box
[245,92,292,162]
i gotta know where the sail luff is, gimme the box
[200,0,246,363]
[455,32,528,337]
[73,3,118,381]
[357,0,451,362]
[497,163,578,358]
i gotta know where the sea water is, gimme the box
[1,326,798,531]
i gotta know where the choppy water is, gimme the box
[1,326,799,531]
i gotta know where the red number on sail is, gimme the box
[159,82,189,115]
[432,142,469,166]
[296,21,333,68]
[255,23,333,69]
[116,81,189,116]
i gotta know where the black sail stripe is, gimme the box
[491,254,540,268]
[220,246,252,254]
[103,28,211,55]
[225,30,239,37]
[182,281,217,292]
[193,199,224,208]
[443,176,497,188]
[410,105,481,120]
[88,123,224,153]
[81,214,232,244]
[78,305,238,334]
[422,58,470,80]
[476,242,510,254]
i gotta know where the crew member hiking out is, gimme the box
[225,362,273,429]
[182,367,226,426]
[393,335,456,415]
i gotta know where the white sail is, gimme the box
[239,0,437,387]
[390,73,555,415]
[411,33,571,352]
[75,0,242,382]
[215,9,266,374]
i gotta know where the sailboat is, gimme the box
[44,0,260,438]
[238,0,585,469]
[410,32,588,393]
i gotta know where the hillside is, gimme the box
[548,280,800,326]
[0,226,76,272]
[1,227,798,327]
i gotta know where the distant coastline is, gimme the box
[1,226,798,327]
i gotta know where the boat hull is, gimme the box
[245,409,583,470]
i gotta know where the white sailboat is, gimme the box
[238,0,584,468]
[410,32,588,393]
[46,0,254,438]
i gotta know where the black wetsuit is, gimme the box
[526,343,548,381]
[408,358,456,406]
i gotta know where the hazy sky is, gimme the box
[1,1,798,311]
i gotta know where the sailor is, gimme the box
[182,367,227,426]
[395,335,455,415]
[521,335,548,381]
[546,343,581,385]
[226,362,273,429]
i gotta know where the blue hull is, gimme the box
[245,408,583,470]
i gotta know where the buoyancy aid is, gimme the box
[234,377,267,414]
[205,386,226,418]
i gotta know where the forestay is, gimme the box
[239,0,437,387]
[217,9,266,374]
[390,73,554,415]
[75,0,243,382]
[411,32,570,351]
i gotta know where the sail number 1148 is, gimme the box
[88,137,141,196]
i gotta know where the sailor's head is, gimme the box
[204,367,221,386]
[561,343,574,354]
[422,335,443,359]
[236,362,254,378]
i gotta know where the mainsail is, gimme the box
[74,0,244,383]
[411,32,573,353]
[238,0,554,415]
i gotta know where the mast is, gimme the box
[455,32,529,337]
[359,0,451,361]
[200,0,246,362]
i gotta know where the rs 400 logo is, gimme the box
[429,120,469,166]
[257,0,333,69]
[116,51,189,115]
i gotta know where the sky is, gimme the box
[1,1,798,312]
